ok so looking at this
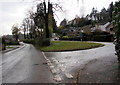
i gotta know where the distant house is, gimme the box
[61,22,114,38]
[60,19,67,28]
[73,17,81,25]
[82,25,92,35]
[61,27,81,36]
[3,35,15,43]
[106,23,114,34]
[19,34,24,40]
[91,22,113,33]
[68,21,73,25]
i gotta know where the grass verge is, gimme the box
[39,41,104,52]
[6,46,13,49]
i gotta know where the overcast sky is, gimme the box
[0,0,118,35]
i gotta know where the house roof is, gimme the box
[106,23,113,28]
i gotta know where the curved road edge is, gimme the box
[2,44,26,54]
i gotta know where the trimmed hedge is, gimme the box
[22,38,50,46]
[60,36,87,41]
[93,35,113,42]
[22,39,35,44]
[42,38,50,46]
[7,41,20,45]
[60,35,113,42]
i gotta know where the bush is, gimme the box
[7,41,20,45]
[72,36,87,41]
[34,38,50,46]
[62,36,69,38]
[1,37,6,50]
[59,35,113,42]
[113,1,120,62]
[59,36,69,40]
[93,35,113,42]
[60,36,87,41]
[22,39,34,44]
[42,38,50,46]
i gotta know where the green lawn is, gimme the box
[40,41,104,52]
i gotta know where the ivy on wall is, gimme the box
[112,1,120,62]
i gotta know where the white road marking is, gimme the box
[46,59,50,61]
[51,58,60,64]
[47,60,51,63]
[42,52,47,60]
[41,52,62,82]
[60,67,65,72]
[53,75,62,82]
[42,52,74,81]
[50,65,54,69]
[65,73,73,79]
[53,59,57,63]
[55,61,59,64]
[60,61,65,64]
[57,64,62,68]
[51,58,56,61]
[51,68,57,74]
[51,58,56,60]
[47,62,52,66]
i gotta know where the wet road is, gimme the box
[45,42,119,83]
[2,44,54,83]
[1,42,119,83]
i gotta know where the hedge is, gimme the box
[93,35,113,42]
[7,41,20,45]
[22,39,35,44]
[60,35,113,42]
[60,36,87,41]
[22,38,50,46]
[113,1,120,62]
[42,38,50,46]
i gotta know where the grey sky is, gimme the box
[0,0,118,35]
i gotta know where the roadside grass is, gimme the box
[40,41,104,52]
[6,45,13,49]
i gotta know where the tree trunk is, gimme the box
[24,31,26,39]
[43,1,49,38]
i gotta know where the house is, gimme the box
[3,35,15,43]
[106,23,114,34]
[91,22,113,33]
[68,21,73,25]
[60,27,81,37]
[82,25,92,35]
[60,19,67,28]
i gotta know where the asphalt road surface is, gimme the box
[45,42,120,83]
[1,42,120,84]
[2,44,54,83]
